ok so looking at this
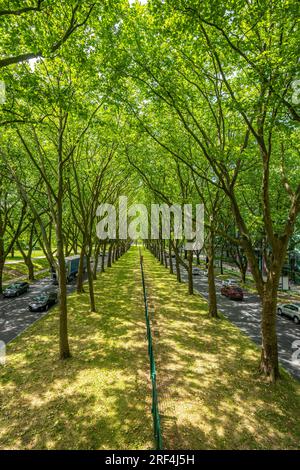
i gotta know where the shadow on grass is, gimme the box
[142,249,300,450]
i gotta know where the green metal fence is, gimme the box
[139,251,163,450]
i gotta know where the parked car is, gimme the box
[28,292,58,312]
[277,303,300,324]
[221,284,244,300]
[3,281,29,298]
[222,278,239,287]
[192,267,201,275]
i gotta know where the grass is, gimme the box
[1,246,300,450]
[3,258,50,284]
[5,250,46,262]
[0,248,153,450]
[141,248,300,450]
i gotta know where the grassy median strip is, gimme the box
[141,248,300,450]
[0,248,152,450]
[3,257,50,283]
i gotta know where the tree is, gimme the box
[110,0,300,380]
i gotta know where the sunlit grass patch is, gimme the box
[142,248,300,450]
[3,257,50,283]
[0,248,152,450]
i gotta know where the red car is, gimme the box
[221,285,243,300]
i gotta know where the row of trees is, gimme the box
[0,13,133,358]
[106,0,299,382]
[1,0,299,381]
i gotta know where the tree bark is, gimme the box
[101,241,107,272]
[260,284,279,381]
[24,256,35,281]
[0,259,4,296]
[175,242,181,283]
[107,243,113,267]
[93,242,101,280]
[86,254,96,312]
[76,246,85,293]
[164,241,168,268]
[169,242,173,274]
[220,245,224,275]
[160,238,164,265]
[56,216,71,359]
[188,249,193,295]
[207,233,218,318]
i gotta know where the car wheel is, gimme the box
[277,308,282,316]
[293,316,300,325]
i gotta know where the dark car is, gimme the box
[3,281,30,298]
[221,285,244,301]
[28,292,58,312]
[192,267,201,275]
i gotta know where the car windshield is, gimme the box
[7,284,19,289]
[32,295,48,302]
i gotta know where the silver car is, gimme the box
[277,303,300,324]
[222,278,239,287]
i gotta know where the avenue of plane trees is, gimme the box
[0,0,299,382]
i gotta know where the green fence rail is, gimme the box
[139,251,163,450]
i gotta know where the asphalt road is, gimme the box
[0,255,108,345]
[170,261,300,381]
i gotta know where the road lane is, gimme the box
[174,262,300,381]
[0,255,108,344]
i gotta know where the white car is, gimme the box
[277,303,300,324]
[222,278,239,287]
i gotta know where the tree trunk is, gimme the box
[175,242,181,283]
[164,241,168,269]
[101,241,107,273]
[220,246,224,275]
[0,238,5,295]
[259,259,281,381]
[87,254,96,312]
[56,219,71,359]
[24,256,35,281]
[93,242,101,280]
[241,264,247,283]
[169,242,173,275]
[207,234,218,318]
[160,239,164,265]
[107,244,113,268]
[260,295,279,381]
[188,249,193,295]
[76,246,85,293]
[0,260,4,296]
